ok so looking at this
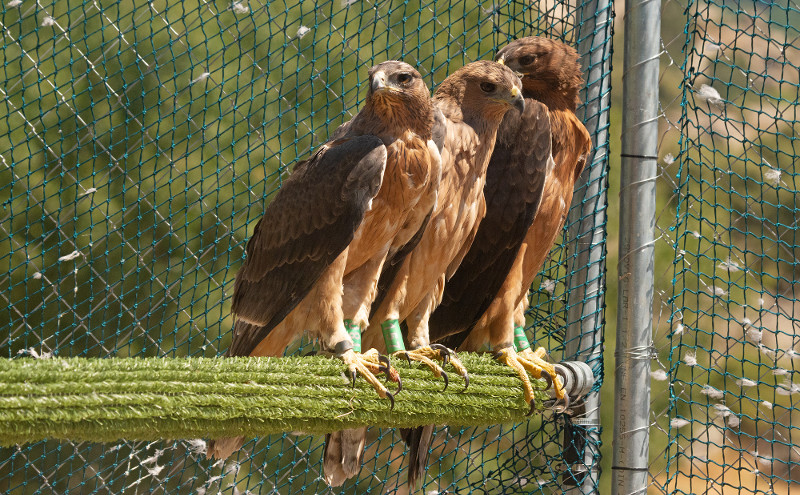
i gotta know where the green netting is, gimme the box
[0,0,611,493]
[662,1,800,493]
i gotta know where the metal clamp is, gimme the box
[553,361,595,400]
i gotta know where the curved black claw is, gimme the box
[539,370,554,391]
[441,370,449,392]
[553,368,571,412]
[350,370,358,388]
[386,390,395,410]
[430,343,451,364]
[403,351,412,365]
[377,356,391,376]
[555,365,569,389]
[463,374,470,390]
[526,399,537,417]
[377,354,402,393]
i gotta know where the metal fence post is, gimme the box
[563,0,614,492]
[613,0,660,493]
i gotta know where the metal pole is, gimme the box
[613,0,660,493]
[563,0,614,492]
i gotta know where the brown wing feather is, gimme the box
[551,109,592,184]
[401,425,435,489]
[228,136,386,356]
[429,100,552,344]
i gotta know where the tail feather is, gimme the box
[206,436,245,460]
[401,425,435,489]
[323,427,367,486]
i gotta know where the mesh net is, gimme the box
[650,0,800,493]
[0,0,611,493]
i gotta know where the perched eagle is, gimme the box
[360,60,525,487]
[364,60,525,360]
[206,61,443,463]
[406,37,594,487]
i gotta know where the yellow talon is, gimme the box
[340,348,401,407]
[495,346,566,406]
[393,344,469,390]
[518,346,565,400]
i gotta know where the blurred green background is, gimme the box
[2,0,798,493]
[1,1,611,492]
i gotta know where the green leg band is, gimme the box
[344,319,362,353]
[381,319,406,353]
[513,326,531,352]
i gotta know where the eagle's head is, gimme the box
[495,37,584,111]
[434,60,525,124]
[366,60,434,139]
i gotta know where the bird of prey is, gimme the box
[403,37,593,486]
[361,60,524,488]
[363,60,525,374]
[206,61,444,466]
[438,36,592,402]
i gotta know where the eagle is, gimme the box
[406,37,594,487]
[363,60,525,366]
[206,60,444,463]
[357,60,525,487]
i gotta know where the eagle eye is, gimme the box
[397,72,413,84]
[519,55,537,65]
[479,82,496,93]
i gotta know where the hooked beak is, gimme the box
[371,71,387,93]
[511,85,524,113]
[496,54,506,65]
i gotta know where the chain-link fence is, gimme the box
[0,1,611,493]
[648,0,800,494]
